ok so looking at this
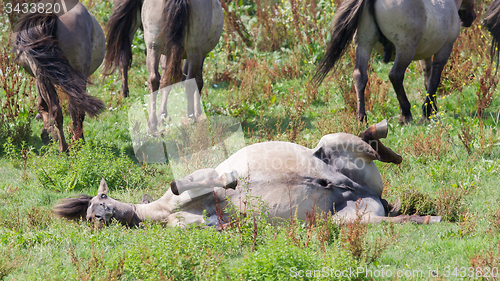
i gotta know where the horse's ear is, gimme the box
[313,146,329,165]
[98,177,109,194]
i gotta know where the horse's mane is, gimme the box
[53,195,92,220]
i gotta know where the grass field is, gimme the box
[1,0,500,279]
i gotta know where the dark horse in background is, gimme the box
[13,0,105,152]
[485,0,500,68]
[312,0,476,123]
[102,0,223,132]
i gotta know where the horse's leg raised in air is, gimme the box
[170,168,238,196]
[420,43,454,121]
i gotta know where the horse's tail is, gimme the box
[103,0,142,76]
[312,0,368,86]
[485,0,500,70]
[14,13,104,117]
[159,0,190,87]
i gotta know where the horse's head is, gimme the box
[86,178,115,224]
[53,178,140,227]
[458,0,476,27]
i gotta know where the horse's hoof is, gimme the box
[357,114,367,123]
[41,130,51,145]
[398,115,413,125]
[222,170,238,190]
[417,116,429,125]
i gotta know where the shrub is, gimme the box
[35,140,148,191]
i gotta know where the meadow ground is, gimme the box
[1,0,500,279]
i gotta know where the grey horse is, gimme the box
[54,120,440,227]
[313,0,476,123]
[102,0,223,132]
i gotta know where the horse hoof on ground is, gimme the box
[357,114,367,123]
[417,116,430,125]
[398,115,413,125]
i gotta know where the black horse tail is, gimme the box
[53,195,92,220]
[485,0,500,70]
[159,0,190,87]
[312,0,369,86]
[14,13,104,117]
[103,0,142,76]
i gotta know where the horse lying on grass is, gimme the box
[54,120,441,227]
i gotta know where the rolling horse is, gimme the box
[13,0,105,152]
[102,0,224,132]
[312,0,476,123]
[54,120,441,227]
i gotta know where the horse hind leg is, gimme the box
[36,77,68,152]
[420,44,454,122]
[146,46,161,134]
[419,58,432,91]
[388,51,415,124]
[184,55,204,120]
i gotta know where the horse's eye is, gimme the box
[100,194,107,199]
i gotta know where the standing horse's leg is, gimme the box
[419,58,432,91]
[37,95,52,145]
[52,103,68,153]
[158,54,172,125]
[353,8,378,122]
[146,46,161,133]
[354,46,376,122]
[420,44,454,121]
[185,54,204,120]
[68,101,86,142]
[389,51,416,123]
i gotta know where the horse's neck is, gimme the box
[133,192,174,222]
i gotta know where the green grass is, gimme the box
[1,0,500,279]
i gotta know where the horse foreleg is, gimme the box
[146,47,161,134]
[389,52,414,123]
[421,44,453,121]
[170,168,238,196]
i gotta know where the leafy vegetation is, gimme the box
[1,0,500,279]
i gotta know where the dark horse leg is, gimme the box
[420,43,454,121]
[68,101,86,142]
[388,50,416,124]
[419,58,432,91]
[185,54,204,120]
[36,78,68,152]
